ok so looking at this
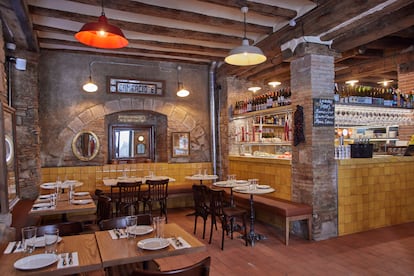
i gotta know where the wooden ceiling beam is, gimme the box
[43,48,208,65]
[38,38,217,61]
[335,51,414,82]
[331,2,414,52]
[197,0,297,19]
[33,25,229,56]
[247,63,290,82]
[69,0,272,34]
[10,0,38,51]
[28,6,245,45]
[321,0,414,42]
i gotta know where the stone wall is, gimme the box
[38,51,211,168]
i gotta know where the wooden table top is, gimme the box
[0,234,102,275]
[28,193,96,216]
[95,223,206,268]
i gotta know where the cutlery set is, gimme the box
[60,252,73,266]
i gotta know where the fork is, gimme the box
[61,254,67,266]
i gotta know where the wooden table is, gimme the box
[95,223,206,268]
[29,193,96,221]
[0,234,102,275]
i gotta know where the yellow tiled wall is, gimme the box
[228,156,292,200]
[338,157,414,236]
[41,162,213,194]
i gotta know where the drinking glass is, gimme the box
[44,229,59,254]
[125,216,137,239]
[153,216,165,239]
[22,226,37,253]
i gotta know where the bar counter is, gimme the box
[230,155,414,237]
[229,156,292,200]
[337,155,414,235]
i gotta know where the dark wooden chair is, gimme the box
[143,179,169,223]
[117,181,142,216]
[68,195,112,229]
[130,256,211,276]
[192,184,210,239]
[37,221,83,236]
[99,214,152,231]
[209,189,247,250]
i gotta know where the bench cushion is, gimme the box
[232,193,312,217]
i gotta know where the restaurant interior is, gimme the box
[0,0,413,275]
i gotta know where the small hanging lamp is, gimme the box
[83,62,98,92]
[176,66,190,97]
[75,0,128,49]
[224,7,267,66]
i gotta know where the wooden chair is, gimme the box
[143,179,169,223]
[99,214,152,230]
[37,221,83,236]
[209,189,247,250]
[130,256,211,276]
[68,195,112,229]
[192,184,210,239]
[117,181,142,216]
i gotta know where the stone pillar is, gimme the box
[286,42,338,241]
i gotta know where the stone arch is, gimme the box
[59,97,209,165]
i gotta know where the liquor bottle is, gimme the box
[334,83,340,102]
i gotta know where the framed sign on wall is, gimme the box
[172,132,190,157]
[108,77,164,96]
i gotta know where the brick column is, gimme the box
[287,42,338,241]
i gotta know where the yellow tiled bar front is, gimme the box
[41,162,213,194]
[337,156,414,236]
[228,156,292,200]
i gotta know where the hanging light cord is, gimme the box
[101,0,105,16]
[243,8,247,40]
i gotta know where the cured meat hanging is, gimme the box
[293,105,305,146]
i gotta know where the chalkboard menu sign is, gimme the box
[313,98,334,126]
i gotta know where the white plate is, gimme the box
[14,253,58,270]
[33,202,51,208]
[34,236,63,247]
[38,194,53,199]
[64,180,77,184]
[71,199,93,205]
[73,192,89,196]
[137,238,170,250]
[129,225,153,236]
[257,185,270,189]
[40,182,56,189]
[214,181,228,187]
[236,180,249,185]
[233,186,249,191]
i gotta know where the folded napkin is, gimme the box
[31,205,55,211]
[108,229,127,239]
[57,252,79,269]
[167,237,191,249]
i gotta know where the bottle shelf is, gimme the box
[231,105,292,120]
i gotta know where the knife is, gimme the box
[68,252,73,265]
[114,229,120,239]
[10,242,17,253]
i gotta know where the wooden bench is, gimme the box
[232,193,312,245]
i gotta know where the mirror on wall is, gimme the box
[109,125,155,163]
[72,131,100,161]
[0,103,19,211]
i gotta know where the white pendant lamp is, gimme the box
[225,7,267,66]
[176,66,190,97]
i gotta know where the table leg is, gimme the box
[242,194,266,246]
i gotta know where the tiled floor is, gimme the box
[157,208,414,276]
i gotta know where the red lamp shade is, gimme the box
[75,14,128,49]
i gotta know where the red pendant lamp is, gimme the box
[75,0,128,49]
